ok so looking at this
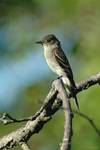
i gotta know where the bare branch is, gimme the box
[74,110,100,137]
[0,113,31,125]
[76,73,100,93]
[53,79,73,150]
[0,72,100,149]
[20,142,31,150]
[0,72,100,125]
[0,85,58,149]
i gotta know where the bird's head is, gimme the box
[36,34,60,47]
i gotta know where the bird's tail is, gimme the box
[64,82,79,109]
[74,95,79,110]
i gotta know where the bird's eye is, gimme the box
[47,39,52,42]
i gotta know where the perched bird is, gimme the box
[36,34,79,109]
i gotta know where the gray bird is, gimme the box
[36,34,79,109]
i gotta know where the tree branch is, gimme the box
[52,79,73,150]
[0,112,31,125]
[0,73,100,149]
[0,81,59,149]
[1,73,100,125]
[76,72,100,93]
[20,142,31,150]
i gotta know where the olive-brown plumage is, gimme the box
[36,34,79,109]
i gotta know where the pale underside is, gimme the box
[43,44,71,88]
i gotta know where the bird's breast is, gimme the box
[43,45,71,88]
[44,46,64,76]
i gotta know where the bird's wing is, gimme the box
[53,48,79,109]
[53,48,76,87]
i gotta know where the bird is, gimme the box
[36,34,79,109]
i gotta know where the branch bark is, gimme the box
[52,79,73,150]
[76,72,100,93]
[21,142,31,150]
[0,73,100,150]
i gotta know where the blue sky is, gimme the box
[0,50,50,110]
[0,15,80,111]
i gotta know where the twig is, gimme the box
[74,110,100,137]
[0,113,31,125]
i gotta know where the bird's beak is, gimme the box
[36,41,43,44]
